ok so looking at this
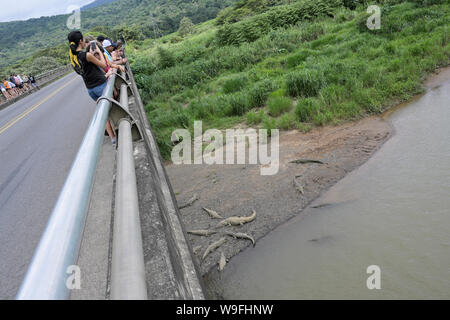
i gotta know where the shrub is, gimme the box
[188,98,217,120]
[178,17,195,37]
[300,23,325,42]
[262,115,277,136]
[149,107,190,130]
[23,56,59,75]
[318,84,348,106]
[170,36,183,43]
[222,74,248,94]
[411,0,447,5]
[351,88,384,113]
[278,113,296,130]
[295,98,321,122]
[286,49,317,68]
[131,54,158,75]
[246,109,265,125]
[216,0,343,46]
[247,79,276,107]
[286,68,326,97]
[216,7,234,25]
[313,110,333,126]
[224,92,251,116]
[338,101,362,119]
[112,24,143,41]
[269,88,286,98]
[342,0,366,10]
[154,127,175,160]
[267,95,292,117]
[157,47,176,69]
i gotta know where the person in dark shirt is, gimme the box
[29,75,39,90]
[68,30,119,145]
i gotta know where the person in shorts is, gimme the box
[68,30,119,145]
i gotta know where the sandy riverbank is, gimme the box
[164,67,450,287]
[166,115,392,273]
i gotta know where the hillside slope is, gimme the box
[128,0,450,159]
[0,0,236,68]
[81,0,119,10]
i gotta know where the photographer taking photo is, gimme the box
[68,30,121,145]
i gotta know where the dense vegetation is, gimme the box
[0,0,236,70]
[127,0,450,159]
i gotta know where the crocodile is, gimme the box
[216,210,256,228]
[202,237,228,261]
[202,207,223,219]
[179,193,198,209]
[289,159,324,165]
[193,245,202,255]
[187,229,217,237]
[225,231,256,246]
[218,252,227,272]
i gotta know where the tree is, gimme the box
[178,17,195,37]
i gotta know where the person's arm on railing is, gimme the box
[110,63,125,73]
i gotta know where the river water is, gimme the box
[215,72,450,299]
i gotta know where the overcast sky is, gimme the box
[0,0,95,22]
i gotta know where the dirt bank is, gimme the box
[165,115,392,276]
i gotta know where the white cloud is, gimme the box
[0,0,95,22]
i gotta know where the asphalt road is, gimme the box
[0,73,98,299]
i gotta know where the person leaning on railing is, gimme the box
[1,81,12,101]
[102,40,128,66]
[68,30,120,145]
[29,74,39,90]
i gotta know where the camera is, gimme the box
[90,41,97,51]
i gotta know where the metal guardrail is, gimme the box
[16,74,118,300]
[110,71,147,300]
[35,65,72,86]
[0,65,73,108]
[125,60,206,300]
[35,65,71,81]
[16,50,205,300]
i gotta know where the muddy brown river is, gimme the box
[210,72,450,299]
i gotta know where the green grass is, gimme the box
[295,98,321,122]
[246,109,265,125]
[222,74,248,94]
[262,115,277,136]
[278,113,296,130]
[130,0,450,159]
[286,68,327,97]
[267,95,292,116]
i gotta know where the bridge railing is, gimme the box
[35,65,72,86]
[16,52,205,300]
[16,73,119,300]
[0,65,72,107]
